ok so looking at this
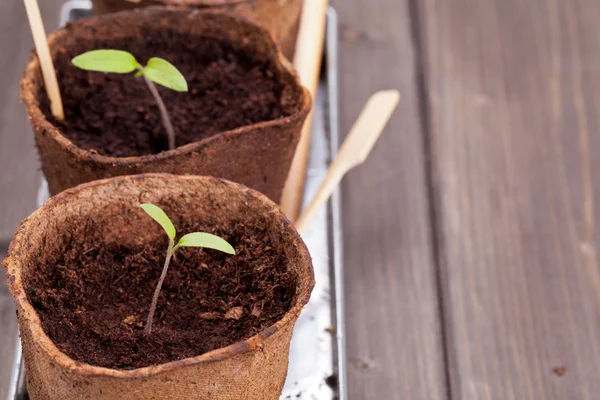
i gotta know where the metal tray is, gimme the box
[8,2,345,399]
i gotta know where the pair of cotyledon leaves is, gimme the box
[74,52,230,255]
[140,203,235,255]
[72,50,188,92]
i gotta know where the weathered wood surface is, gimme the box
[331,0,447,399]
[418,0,600,398]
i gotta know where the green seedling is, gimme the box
[72,50,188,150]
[140,203,235,335]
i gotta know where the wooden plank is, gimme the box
[0,0,64,242]
[330,1,447,398]
[419,0,600,398]
[0,249,18,400]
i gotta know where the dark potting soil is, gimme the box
[25,214,297,370]
[37,28,299,157]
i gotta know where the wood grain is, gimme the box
[0,0,64,242]
[0,249,18,400]
[419,0,600,398]
[331,1,447,398]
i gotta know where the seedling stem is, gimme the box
[72,50,188,151]
[144,240,175,335]
[142,75,176,150]
[139,203,235,335]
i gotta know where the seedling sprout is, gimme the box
[140,203,235,335]
[72,50,188,150]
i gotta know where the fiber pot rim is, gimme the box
[151,0,250,5]
[20,7,311,166]
[3,173,315,379]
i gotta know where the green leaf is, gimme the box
[176,233,236,255]
[143,57,188,92]
[72,50,140,73]
[140,204,176,241]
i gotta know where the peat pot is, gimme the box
[3,173,314,400]
[21,7,311,202]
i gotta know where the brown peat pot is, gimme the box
[90,0,303,59]
[3,173,314,400]
[21,7,311,202]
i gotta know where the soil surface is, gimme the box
[38,28,299,157]
[25,213,297,370]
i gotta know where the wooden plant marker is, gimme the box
[280,0,329,221]
[23,0,64,120]
[295,90,401,235]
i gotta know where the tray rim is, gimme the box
[325,8,347,400]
